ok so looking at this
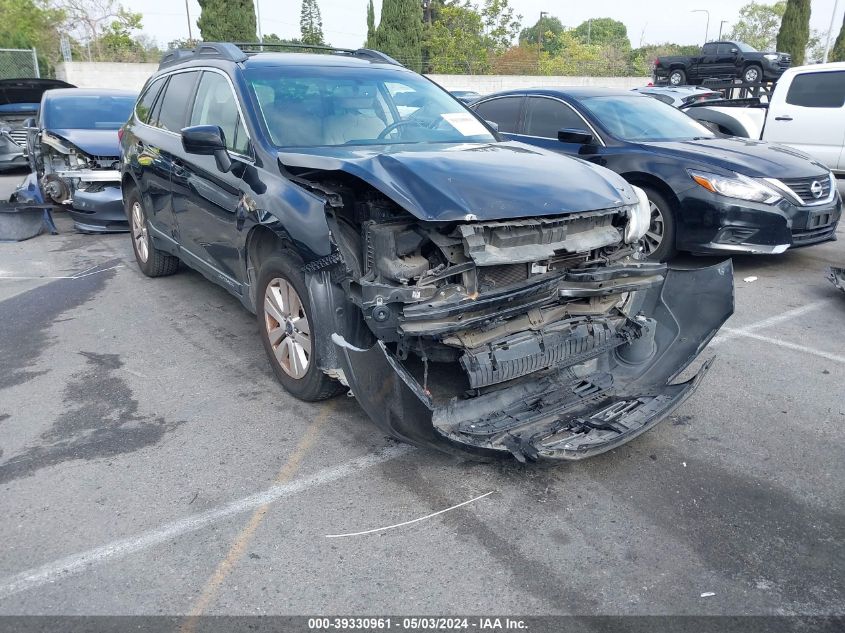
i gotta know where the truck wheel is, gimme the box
[126,188,179,277]
[743,65,762,84]
[639,187,677,262]
[257,253,344,401]
[669,69,686,86]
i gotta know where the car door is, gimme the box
[170,69,252,292]
[764,69,845,170]
[137,71,200,243]
[716,43,738,78]
[694,43,718,80]
[508,96,599,156]
[471,95,524,139]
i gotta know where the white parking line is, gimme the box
[711,299,833,347]
[0,443,413,600]
[720,329,845,364]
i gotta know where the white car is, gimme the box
[687,63,845,174]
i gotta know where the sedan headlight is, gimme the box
[688,169,782,204]
[624,185,651,243]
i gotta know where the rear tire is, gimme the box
[638,186,677,262]
[669,69,687,86]
[257,253,344,401]
[126,188,179,277]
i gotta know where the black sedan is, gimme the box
[472,88,841,261]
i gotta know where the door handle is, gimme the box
[774,115,793,121]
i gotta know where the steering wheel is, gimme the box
[377,119,427,139]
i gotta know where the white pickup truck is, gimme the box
[687,63,845,174]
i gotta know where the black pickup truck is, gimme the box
[653,41,791,86]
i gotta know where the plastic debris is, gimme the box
[701,592,715,598]
[743,276,758,283]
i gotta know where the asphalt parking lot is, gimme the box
[0,169,843,618]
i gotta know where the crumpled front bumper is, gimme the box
[334,260,735,461]
[67,184,128,234]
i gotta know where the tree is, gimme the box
[0,0,65,74]
[727,1,786,52]
[427,1,488,73]
[366,0,376,46]
[629,43,699,76]
[300,0,324,46]
[480,0,521,54]
[776,0,810,64]
[55,0,143,60]
[831,14,845,62]
[197,0,257,42]
[519,14,564,55]
[573,17,630,49]
[372,0,424,71]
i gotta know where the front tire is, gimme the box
[257,253,343,401]
[743,65,762,84]
[126,188,179,277]
[638,187,677,262]
[669,69,687,86]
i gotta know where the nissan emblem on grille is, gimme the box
[810,181,824,199]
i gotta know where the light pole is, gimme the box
[184,0,193,41]
[538,11,548,64]
[719,20,729,40]
[255,0,264,44]
[823,0,841,62]
[692,9,710,45]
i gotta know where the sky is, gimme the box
[139,0,845,52]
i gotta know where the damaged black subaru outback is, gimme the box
[120,43,734,461]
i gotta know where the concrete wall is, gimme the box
[427,74,651,92]
[55,62,649,93]
[56,62,158,92]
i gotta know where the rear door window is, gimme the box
[154,71,199,132]
[472,97,522,133]
[523,97,586,138]
[785,71,845,108]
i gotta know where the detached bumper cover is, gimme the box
[67,185,128,233]
[335,261,735,461]
[829,267,845,294]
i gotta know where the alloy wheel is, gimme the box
[641,200,665,257]
[670,72,683,86]
[131,201,149,263]
[264,278,311,379]
[745,67,760,83]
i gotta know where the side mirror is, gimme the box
[485,120,499,132]
[558,128,593,144]
[181,124,231,173]
[731,48,738,55]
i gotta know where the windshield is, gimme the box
[581,95,715,142]
[245,66,496,147]
[735,41,757,52]
[42,94,135,130]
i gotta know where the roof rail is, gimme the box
[231,42,402,66]
[159,42,402,70]
[158,42,249,70]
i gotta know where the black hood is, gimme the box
[643,137,829,179]
[278,141,636,222]
[0,78,75,106]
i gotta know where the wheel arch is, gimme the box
[621,172,680,213]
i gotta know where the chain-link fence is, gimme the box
[0,48,40,79]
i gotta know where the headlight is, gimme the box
[688,169,782,204]
[624,185,651,244]
[763,53,779,61]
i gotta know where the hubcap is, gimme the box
[264,278,311,379]
[670,72,682,85]
[641,200,665,256]
[746,68,759,82]
[131,201,149,263]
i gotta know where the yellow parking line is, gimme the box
[181,401,336,629]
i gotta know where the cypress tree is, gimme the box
[831,14,845,62]
[366,0,376,47]
[372,0,424,71]
[300,0,325,46]
[197,0,257,42]
[776,0,811,65]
